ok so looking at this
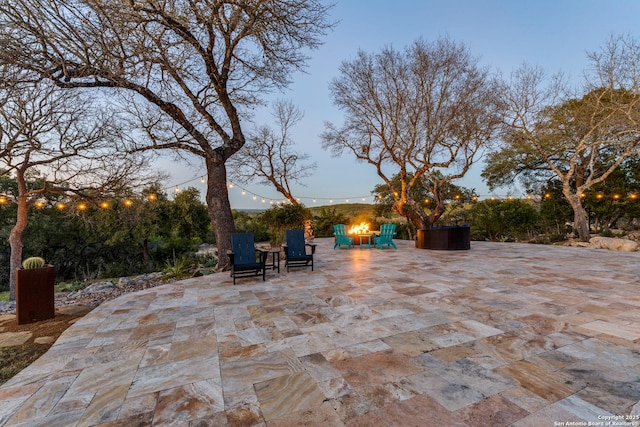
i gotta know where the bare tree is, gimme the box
[229,99,316,204]
[322,38,505,229]
[0,75,150,300]
[0,0,333,269]
[483,35,640,241]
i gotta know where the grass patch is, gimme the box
[0,291,8,302]
[0,344,49,385]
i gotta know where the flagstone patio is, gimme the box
[1,239,639,426]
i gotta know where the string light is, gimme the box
[1,170,638,213]
[169,175,377,205]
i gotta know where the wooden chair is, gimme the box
[283,229,316,272]
[227,232,268,284]
[374,223,397,249]
[333,224,353,249]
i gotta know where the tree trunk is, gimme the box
[564,191,590,242]
[139,238,153,272]
[427,200,446,227]
[393,200,428,230]
[573,207,591,241]
[8,185,29,301]
[427,182,447,227]
[205,157,235,271]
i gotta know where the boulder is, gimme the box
[116,277,135,288]
[82,281,116,293]
[588,236,639,252]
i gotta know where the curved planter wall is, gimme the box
[416,226,471,250]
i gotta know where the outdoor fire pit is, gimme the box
[348,222,377,247]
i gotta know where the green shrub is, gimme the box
[469,199,539,241]
[312,207,350,238]
[233,210,270,242]
[391,222,413,240]
[103,262,130,279]
[600,228,614,237]
[259,204,311,246]
[193,253,218,269]
[163,256,194,278]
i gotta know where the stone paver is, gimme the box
[1,239,639,426]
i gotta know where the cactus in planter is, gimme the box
[16,256,55,324]
[22,256,46,269]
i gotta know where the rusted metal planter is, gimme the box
[16,265,56,325]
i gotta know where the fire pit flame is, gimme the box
[349,222,370,234]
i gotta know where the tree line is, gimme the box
[0,180,212,292]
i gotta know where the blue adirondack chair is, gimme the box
[227,233,268,284]
[374,223,397,249]
[333,224,353,249]
[283,229,317,272]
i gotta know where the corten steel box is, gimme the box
[16,265,56,325]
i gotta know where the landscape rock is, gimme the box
[0,331,31,347]
[588,236,639,252]
[565,241,590,248]
[34,336,56,345]
[116,277,135,288]
[82,281,116,293]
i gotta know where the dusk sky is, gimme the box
[161,0,640,209]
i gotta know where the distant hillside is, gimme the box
[308,203,376,218]
[309,203,406,223]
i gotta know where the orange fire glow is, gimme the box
[349,222,370,234]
